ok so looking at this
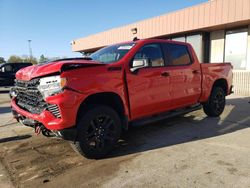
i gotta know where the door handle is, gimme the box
[161,72,170,77]
[192,70,200,74]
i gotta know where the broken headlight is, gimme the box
[38,75,67,99]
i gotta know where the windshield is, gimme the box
[90,42,135,64]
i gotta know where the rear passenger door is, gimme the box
[162,43,201,109]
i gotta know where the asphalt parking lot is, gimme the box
[0,87,250,188]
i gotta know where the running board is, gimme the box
[130,104,202,127]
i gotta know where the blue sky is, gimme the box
[0,0,207,60]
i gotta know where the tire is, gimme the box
[203,87,226,117]
[71,105,122,159]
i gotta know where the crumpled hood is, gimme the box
[16,59,103,81]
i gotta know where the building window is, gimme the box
[172,36,185,42]
[225,28,248,70]
[172,34,203,62]
[186,34,203,63]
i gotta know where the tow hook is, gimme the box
[35,125,41,135]
[34,124,54,137]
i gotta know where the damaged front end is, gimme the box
[12,108,54,137]
[12,78,62,118]
[12,108,76,140]
[11,78,77,141]
[10,58,101,141]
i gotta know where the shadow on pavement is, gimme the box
[0,106,11,114]
[0,87,10,94]
[108,97,250,158]
[0,135,31,143]
[0,90,9,94]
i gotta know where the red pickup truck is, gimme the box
[11,39,233,158]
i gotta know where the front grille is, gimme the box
[15,79,40,88]
[15,79,47,114]
[47,104,61,118]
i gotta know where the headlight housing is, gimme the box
[38,75,67,99]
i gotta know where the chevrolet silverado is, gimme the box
[11,39,233,158]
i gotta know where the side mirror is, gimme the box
[130,58,149,72]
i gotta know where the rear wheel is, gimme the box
[71,105,121,159]
[203,87,226,117]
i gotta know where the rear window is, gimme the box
[164,43,191,66]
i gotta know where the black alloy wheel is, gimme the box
[85,115,117,150]
[203,87,226,117]
[71,105,121,159]
[211,89,225,114]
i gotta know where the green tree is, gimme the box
[0,57,6,64]
[24,58,38,64]
[39,54,49,64]
[7,55,38,64]
[21,55,29,63]
[30,57,38,64]
[7,55,23,63]
[21,55,38,64]
[49,56,61,61]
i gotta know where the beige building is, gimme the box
[72,0,250,96]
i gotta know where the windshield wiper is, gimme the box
[81,56,92,60]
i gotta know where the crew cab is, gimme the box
[11,39,233,159]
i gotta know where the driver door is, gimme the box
[126,43,172,120]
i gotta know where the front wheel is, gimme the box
[203,87,226,117]
[71,105,121,159]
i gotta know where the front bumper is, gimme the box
[11,89,85,131]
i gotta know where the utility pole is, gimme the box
[28,40,33,63]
